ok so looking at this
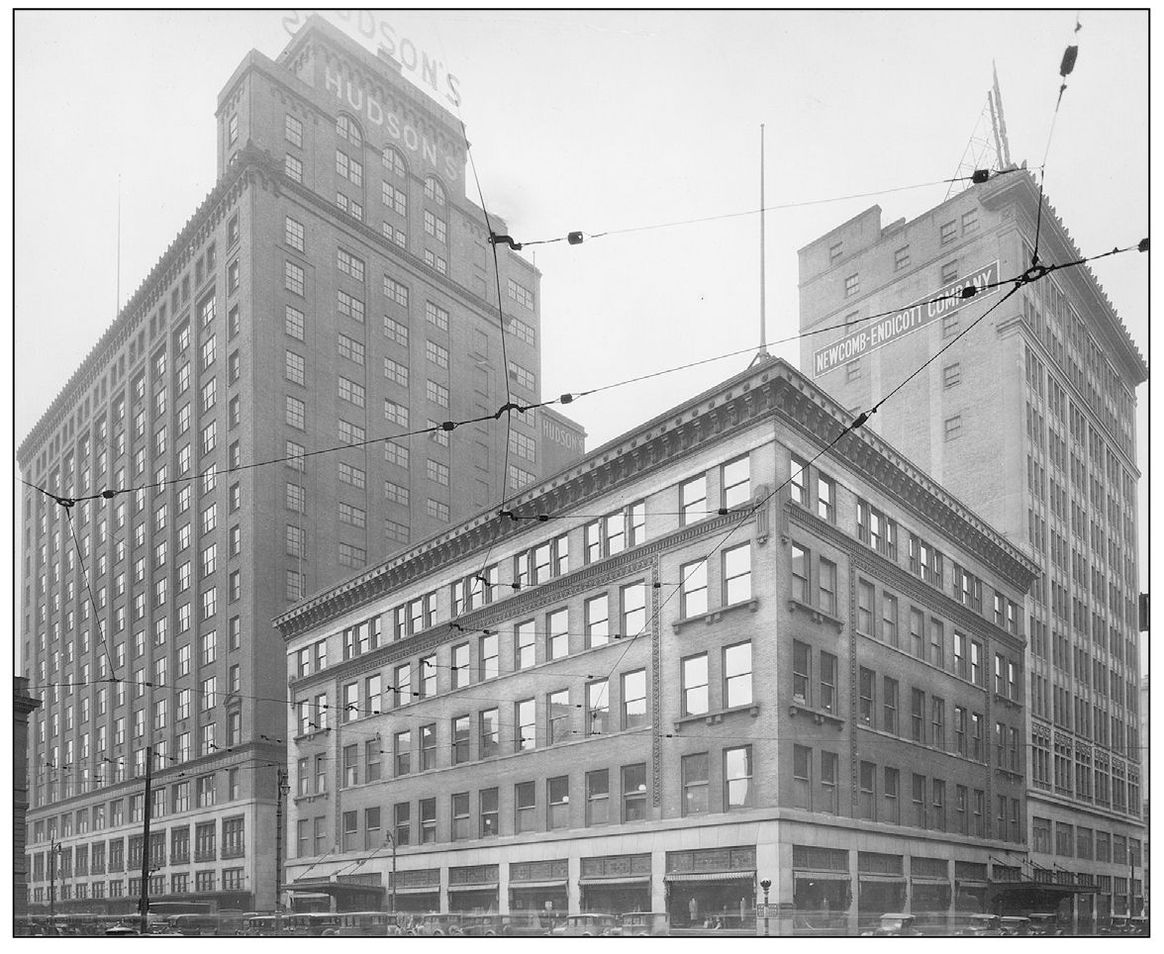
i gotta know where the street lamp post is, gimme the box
[385,832,397,917]
[275,770,290,936]
[760,879,772,937]
[49,841,60,919]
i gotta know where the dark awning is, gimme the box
[665,870,755,883]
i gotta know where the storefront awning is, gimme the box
[392,885,442,894]
[509,880,568,890]
[857,874,906,883]
[579,876,652,886]
[447,883,499,893]
[910,877,951,885]
[665,870,756,883]
[794,871,851,883]
[956,880,990,889]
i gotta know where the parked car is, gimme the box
[460,914,550,936]
[1027,913,1063,936]
[999,916,1031,936]
[411,913,466,937]
[866,913,922,937]
[960,914,1002,936]
[616,911,671,937]
[549,914,619,937]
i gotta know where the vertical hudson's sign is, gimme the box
[812,261,999,376]
[323,65,462,182]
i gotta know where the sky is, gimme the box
[10,9,1151,650]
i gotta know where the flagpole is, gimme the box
[758,123,768,358]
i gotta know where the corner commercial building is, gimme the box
[18,16,582,916]
[277,358,1038,935]
[798,171,1147,926]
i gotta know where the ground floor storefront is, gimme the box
[281,812,1030,934]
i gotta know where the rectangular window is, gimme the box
[548,776,569,829]
[724,746,753,809]
[621,669,647,728]
[586,769,610,826]
[682,753,709,815]
[587,680,609,735]
[723,543,752,604]
[680,474,707,524]
[722,455,750,508]
[724,642,752,708]
[680,559,708,617]
[682,653,708,716]
[515,781,537,833]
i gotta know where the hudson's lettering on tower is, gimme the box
[812,261,999,376]
[324,67,463,182]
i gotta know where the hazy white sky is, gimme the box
[11,9,1150,600]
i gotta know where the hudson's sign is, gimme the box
[812,261,999,376]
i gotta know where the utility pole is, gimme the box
[49,840,59,919]
[275,769,289,934]
[137,745,153,936]
[386,831,397,917]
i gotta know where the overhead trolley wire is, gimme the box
[21,236,1140,517]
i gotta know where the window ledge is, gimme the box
[672,598,759,633]
[672,703,760,732]
[787,701,845,729]
[293,792,329,806]
[294,728,332,743]
[993,693,1022,711]
[786,598,844,630]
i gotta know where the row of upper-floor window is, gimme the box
[825,208,979,292]
[791,743,1022,843]
[29,868,242,901]
[30,814,245,878]
[1029,677,1141,761]
[789,457,1021,633]
[1029,811,1143,864]
[31,778,240,845]
[299,533,754,686]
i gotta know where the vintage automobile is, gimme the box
[460,914,550,936]
[615,911,671,937]
[999,916,1031,936]
[865,913,922,937]
[1027,913,1064,936]
[548,913,619,937]
[324,911,404,936]
[410,913,466,936]
[960,913,1002,936]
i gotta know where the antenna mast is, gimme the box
[757,123,769,359]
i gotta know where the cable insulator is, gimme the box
[567,231,584,245]
[971,169,991,184]
[1059,45,1078,77]
[1138,238,1149,253]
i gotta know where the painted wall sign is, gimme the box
[322,66,462,181]
[812,261,1000,376]
[542,415,585,454]
[283,9,462,107]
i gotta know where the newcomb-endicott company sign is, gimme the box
[812,261,999,376]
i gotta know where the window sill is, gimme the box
[786,598,844,630]
[672,598,759,633]
[294,728,332,743]
[672,703,760,732]
[993,692,1022,711]
[788,701,844,729]
[293,792,329,806]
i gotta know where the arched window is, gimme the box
[382,146,407,179]
[337,114,363,148]
[423,175,447,208]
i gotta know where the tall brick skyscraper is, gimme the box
[19,15,583,914]
[798,172,1146,926]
